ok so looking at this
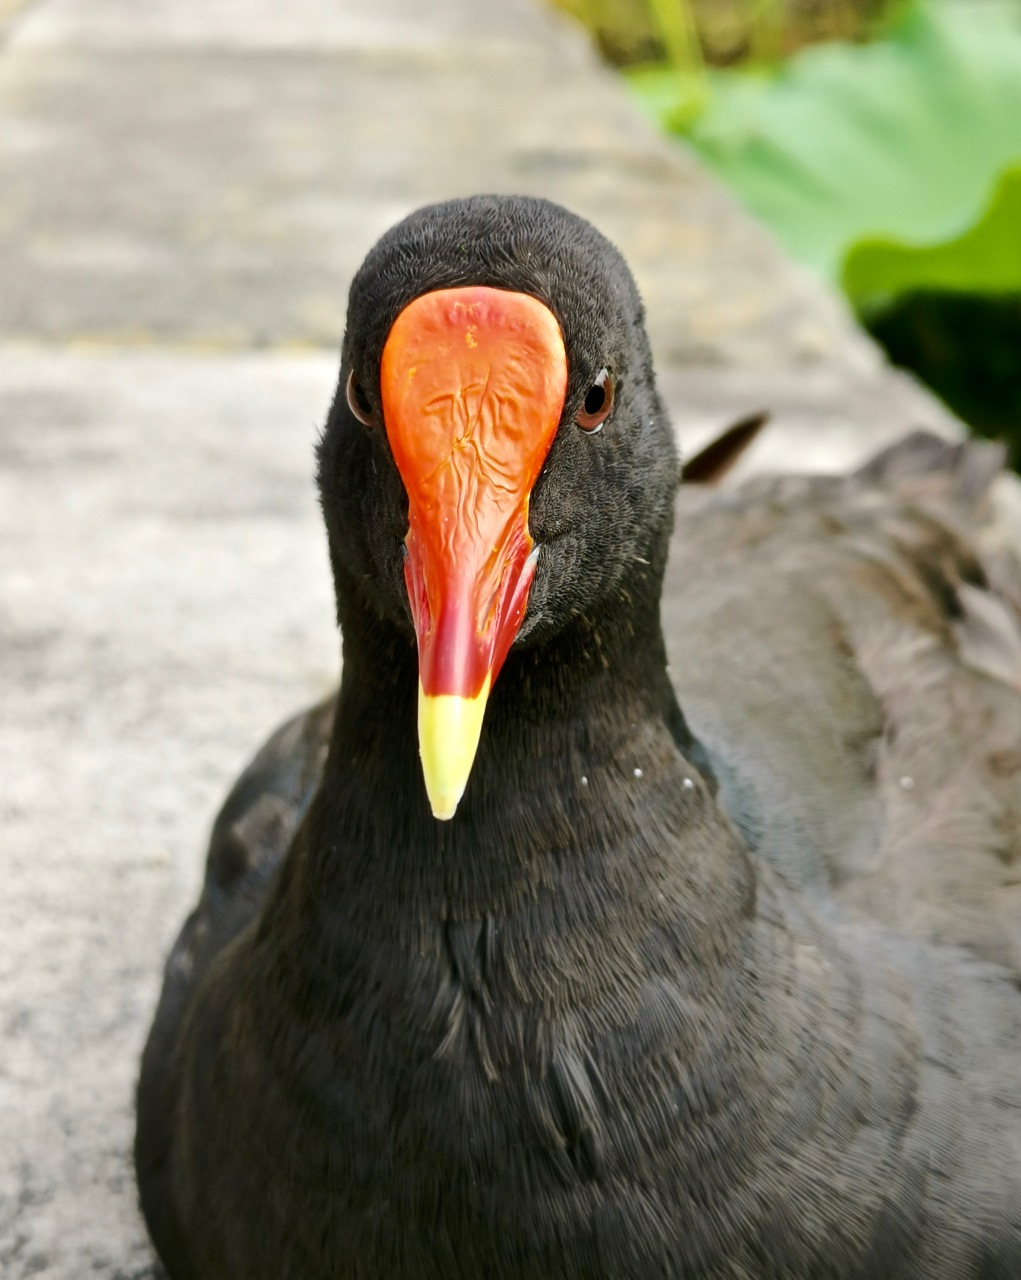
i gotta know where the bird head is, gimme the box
[318,195,677,820]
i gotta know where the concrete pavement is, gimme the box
[0,0,961,1275]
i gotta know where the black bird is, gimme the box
[135,195,1021,1279]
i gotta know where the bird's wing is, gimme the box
[201,694,336,910]
[664,431,1021,980]
[135,696,336,1246]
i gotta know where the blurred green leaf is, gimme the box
[845,164,1021,308]
[629,0,1021,295]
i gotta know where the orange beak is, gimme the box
[380,286,567,819]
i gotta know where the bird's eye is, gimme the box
[346,370,377,427]
[575,368,614,433]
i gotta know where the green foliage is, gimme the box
[645,0,708,125]
[628,0,1021,300]
[845,165,1021,310]
[551,0,889,68]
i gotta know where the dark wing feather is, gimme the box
[665,432,1021,979]
[134,696,335,1268]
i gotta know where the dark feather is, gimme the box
[681,410,769,486]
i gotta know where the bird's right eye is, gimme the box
[575,368,614,433]
[346,371,377,426]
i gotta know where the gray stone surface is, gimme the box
[0,0,965,1275]
[1,350,339,1278]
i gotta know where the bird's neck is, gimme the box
[287,596,753,930]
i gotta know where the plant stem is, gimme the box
[647,0,708,123]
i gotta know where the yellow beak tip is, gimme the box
[430,794,461,823]
[418,679,492,822]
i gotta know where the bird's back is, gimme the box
[667,432,1021,980]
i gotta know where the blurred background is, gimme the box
[557,0,1021,464]
[0,0,1013,1276]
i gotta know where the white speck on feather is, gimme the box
[633,767,643,779]
[580,776,588,787]
[899,775,914,791]
[682,777,694,790]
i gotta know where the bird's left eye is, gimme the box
[346,370,377,427]
[575,368,614,433]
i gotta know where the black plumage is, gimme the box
[135,195,1021,1279]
